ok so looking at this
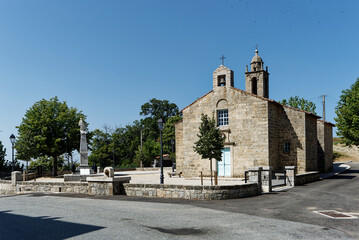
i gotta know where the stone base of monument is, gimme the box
[79,166,91,175]
[64,173,94,182]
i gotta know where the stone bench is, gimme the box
[167,172,182,178]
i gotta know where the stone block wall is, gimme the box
[276,106,306,173]
[87,181,123,195]
[0,180,117,196]
[268,103,279,170]
[123,183,258,200]
[294,172,320,186]
[305,116,318,171]
[177,87,271,178]
[317,121,334,173]
[324,123,333,172]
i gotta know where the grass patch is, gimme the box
[333,137,343,145]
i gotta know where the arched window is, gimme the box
[251,78,257,95]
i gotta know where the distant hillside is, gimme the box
[333,137,359,162]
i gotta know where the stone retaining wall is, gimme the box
[123,183,258,200]
[294,172,320,186]
[0,180,119,196]
[0,180,89,195]
[1,179,258,200]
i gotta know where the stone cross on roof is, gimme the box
[220,54,226,65]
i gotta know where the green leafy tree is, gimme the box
[335,78,359,146]
[162,115,182,154]
[0,141,6,170]
[134,139,161,167]
[15,129,35,169]
[279,96,316,114]
[29,155,67,172]
[194,114,225,185]
[89,99,180,169]
[140,98,179,140]
[140,98,179,122]
[16,96,86,176]
[88,128,113,168]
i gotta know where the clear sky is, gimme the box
[0,0,358,162]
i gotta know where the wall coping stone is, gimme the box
[87,176,131,182]
[296,171,319,177]
[248,167,263,171]
[123,183,256,190]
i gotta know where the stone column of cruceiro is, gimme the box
[79,118,91,175]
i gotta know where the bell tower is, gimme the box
[213,65,234,90]
[245,49,269,98]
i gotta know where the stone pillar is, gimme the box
[285,166,296,187]
[261,167,272,193]
[11,171,22,186]
[247,167,262,194]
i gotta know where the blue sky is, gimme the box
[0,0,358,162]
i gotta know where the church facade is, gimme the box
[175,50,333,178]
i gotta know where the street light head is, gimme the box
[157,118,164,130]
[10,134,16,144]
[171,139,175,145]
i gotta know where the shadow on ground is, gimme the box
[0,210,104,239]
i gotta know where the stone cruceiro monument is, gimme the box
[78,118,91,175]
[64,118,93,181]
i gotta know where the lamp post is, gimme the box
[157,118,164,184]
[171,139,175,172]
[9,134,16,172]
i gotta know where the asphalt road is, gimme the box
[0,163,358,239]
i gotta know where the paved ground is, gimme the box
[33,162,350,186]
[0,163,358,239]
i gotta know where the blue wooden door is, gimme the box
[218,148,231,177]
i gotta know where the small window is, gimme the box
[284,142,290,153]
[251,78,257,95]
[218,109,229,126]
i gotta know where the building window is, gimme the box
[284,142,290,153]
[218,109,229,126]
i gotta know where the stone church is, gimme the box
[175,49,334,178]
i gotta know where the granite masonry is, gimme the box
[175,49,334,178]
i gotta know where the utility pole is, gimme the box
[321,94,327,121]
[140,129,143,168]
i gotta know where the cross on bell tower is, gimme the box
[220,54,226,65]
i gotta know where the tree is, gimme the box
[140,98,179,122]
[194,114,225,185]
[134,139,161,167]
[162,115,182,154]
[279,96,316,114]
[0,141,6,170]
[88,128,113,168]
[335,78,359,146]
[15,129,35,170]
[140,98,179,140]
[29,155,67,172]
[16,97,86,176]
